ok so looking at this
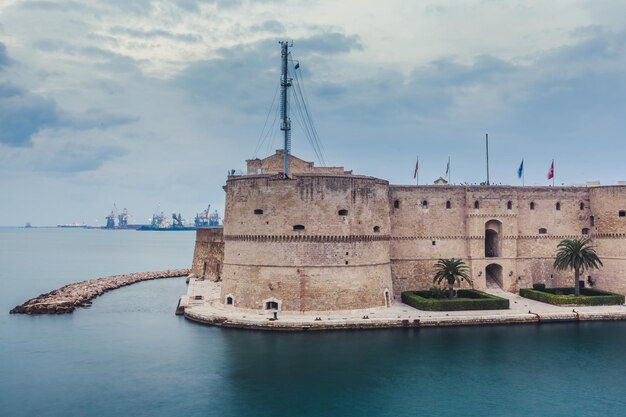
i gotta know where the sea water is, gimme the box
[2,228,626,417]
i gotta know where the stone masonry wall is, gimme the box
[220,174,393,311]
[388,185,626,295]
[194,164,626,312]
[191,227,224,281]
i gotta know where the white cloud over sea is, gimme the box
[1,0,625,225]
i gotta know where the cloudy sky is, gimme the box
[1,0,625,226]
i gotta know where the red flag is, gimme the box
[547,160,554,180]
[413,157,419,179]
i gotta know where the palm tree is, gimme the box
[433,258,473,299]
[553,237,603,296]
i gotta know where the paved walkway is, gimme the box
[180,279,626,331]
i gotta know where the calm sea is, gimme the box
[2,228,626,417]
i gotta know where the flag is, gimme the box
[445,157,450,176]
[547,160,554,180]
[294,62,300,70]
[518,159,524,179]
[413,156,419,179]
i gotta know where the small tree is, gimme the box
[433,258,473,299]
[553,237,603,296]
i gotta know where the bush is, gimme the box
[519,287,625,306]
[401,289,509,311]
[532,283,546,290]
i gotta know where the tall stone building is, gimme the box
[192,151,626,312]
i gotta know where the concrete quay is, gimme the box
[181,278,626,331]
[10,269,190,315]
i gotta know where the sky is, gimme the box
[1,0,625,226]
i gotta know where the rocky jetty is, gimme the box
[10,269,190,315]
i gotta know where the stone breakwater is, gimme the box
[10,269,190,315]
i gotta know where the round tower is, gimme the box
[220,173,393,312]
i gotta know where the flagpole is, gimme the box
[523,159,525,187]
[552,159,555,187]
[486,133,490,186]
[417,155,419,186]
[449,156,451,185]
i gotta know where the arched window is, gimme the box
[226,296,233,305]
[265,301,279,310]
[474,201,480,209]
[394,200,400,209]
[530,202,535,210]
[446,201,451,209]
[373,226,380,233]
[556,202,561,211]
[338,209,348,216]
[539,228,547,234]
[507,201,512,210]
[293,224,305,231]
[254,209,263,215]
[582,228,590,235]
[422,200,428,208]
[580,202,584,210]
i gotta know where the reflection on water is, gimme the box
[2,228,626,417]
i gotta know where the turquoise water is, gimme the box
[2,228,626,417]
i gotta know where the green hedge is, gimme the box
[401,290,509,311]
[519,287,625,306]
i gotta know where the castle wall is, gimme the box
[194,158,626,312]
[191,227,224,281]
[588,187,626,293]
[220,174,393,311]
[387,185,625,295]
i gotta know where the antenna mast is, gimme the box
[279,41,292,179]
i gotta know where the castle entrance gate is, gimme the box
[486,263,503,289]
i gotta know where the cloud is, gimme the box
[108,26,202,43]
[0,83,61,147]
[295,32,363,55]
[0,42,9,69]
[0,128,128,173]
[172,31,362,112]
[250,20,285,34]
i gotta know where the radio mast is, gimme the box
[279,41,292,178]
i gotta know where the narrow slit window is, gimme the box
[226,296,233,305]
[394,200,400,209]
[556,202,561,211]
[474,201,480,209]
[580,202,585,210]
[507,201,512,210]
[530,202,535,210]
[446,201,451,209]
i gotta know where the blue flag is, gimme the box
[518,159,524,179]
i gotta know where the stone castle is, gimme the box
[191,150,626,312]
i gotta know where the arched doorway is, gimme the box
[486,264,503,289]
[485,219,502,258]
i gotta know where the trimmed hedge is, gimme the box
[520,287,625,306]
[401,289,509,311]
